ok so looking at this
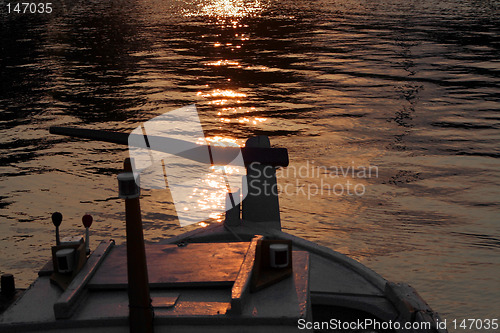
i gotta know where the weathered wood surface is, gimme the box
[229,236,262,314]
[234,251,310,321]
[152,294,179,308]
[54,240,115,319]
[88,242,250,289]
[38,260,54,277]
[250,239,293,292]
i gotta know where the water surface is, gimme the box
[1,0,499,329]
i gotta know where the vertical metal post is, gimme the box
[224,188,241,226]
[121,158,153,333]
[242,136,281,230]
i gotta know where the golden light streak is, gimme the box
[200,89,247,98]
[184,0,266,19]
[205,60,241,67]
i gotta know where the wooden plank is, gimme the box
[53,240,115,319]
[250,239,293,292]
[238,251,310,322]
[309,254,384,296]
[38,260,54,277]
[228,236,262,314]
[152,294,179,308]
[88,242,250,289]
[0,277,66,325]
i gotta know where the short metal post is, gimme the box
[1,274,15,298]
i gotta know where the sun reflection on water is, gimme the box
[205,60,241,67]
[183,0,272,223]
[198,89,247,99]
[184,0,267,20]
[185,136,246,223]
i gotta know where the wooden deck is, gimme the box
[88,242,250,289]
[0,239,311,332]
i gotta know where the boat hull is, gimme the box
[0,222,446,333]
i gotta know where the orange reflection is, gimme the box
[205,60,241,67]
[184,0,266,20]
[205,136,243,147]
[188,136,246,223]
[198,89,247,99]
[212,105,269,126]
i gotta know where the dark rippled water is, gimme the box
[1,0,499,329]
